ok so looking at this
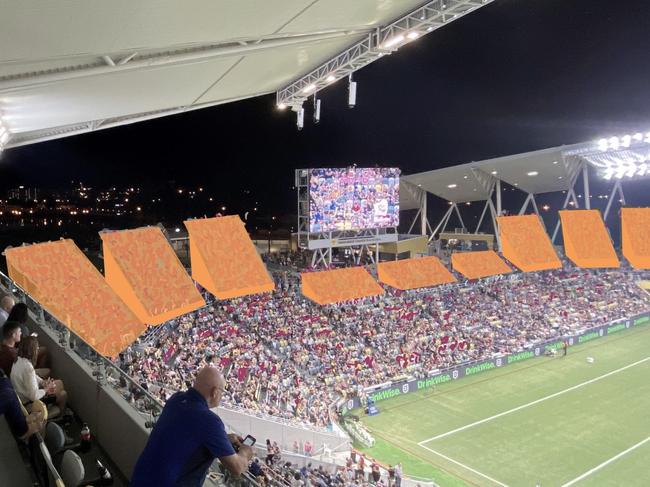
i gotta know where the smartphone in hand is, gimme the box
[242,434,256,447]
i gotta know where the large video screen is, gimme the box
[309,167,400,232]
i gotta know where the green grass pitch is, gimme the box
[354,323,650,487]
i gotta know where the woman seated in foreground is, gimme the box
[10,336,67,414]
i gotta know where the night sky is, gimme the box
[2,0,650,226]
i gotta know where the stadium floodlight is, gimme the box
[527,171,539,176]
[382,35,405,49]
[447,184,457,188]
[406,32,420,40]
[326,75,336,83]
[596,131,650,151]
[621,134,632,148]
[277,103,287,110]
[302,84,316,94]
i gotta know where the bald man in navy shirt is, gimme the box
[131,367,253,486]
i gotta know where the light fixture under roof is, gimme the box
[491,170,498,175]
[527,171,539,176]
[552,160,558,165]
[303,84,316,94]
[383,35,405,49]
[447,184,457,189]
[406,32,420,40]
[277,103,287,110]
[326,75,336,83]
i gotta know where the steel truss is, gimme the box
[277,0,494,108]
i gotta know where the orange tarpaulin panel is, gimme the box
[301,267,384,305]
[5,240,144,357]
[451,251,513,279]
[559,210,619,268]
[184,215,275,299]
[622,207,650,269]
[377,256,456,290]
[497,215,561,272]
[101,227,205,325]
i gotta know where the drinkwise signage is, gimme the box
[340,311,650,413]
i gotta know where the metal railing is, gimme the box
[0,271,263,487]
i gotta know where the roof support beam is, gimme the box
[6,91,271,148]
[0,30,368,93]
[551,159,584,243]
[277,0,494,107]
[603,180,627,222]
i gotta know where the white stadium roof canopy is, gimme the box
[0,0,493,149]
[401,135,650,209]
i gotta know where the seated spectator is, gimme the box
[0,321,21,376]
[6,302,29,337]
[249,457,264,479]
[0,368,44,440]
[10,337,67,413]
[131,366,254,487]
[6,303,49,374]
[0,296,15,327]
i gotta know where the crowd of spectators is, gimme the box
[118,265,650,432]
[245,446,403,487]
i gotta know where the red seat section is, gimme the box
[5,240,144,357]
[622,207,650,269]
[497,215,561,272]
[101,226,205,325]
[184,215,275,299]
[451,251,513,279]
[377,256,456,290]
[301,267,384,305]
[560,210,619,268]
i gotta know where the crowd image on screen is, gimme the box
[116,263,650,435]
[309,168,400,233]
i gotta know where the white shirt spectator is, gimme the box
[10,356,46,403]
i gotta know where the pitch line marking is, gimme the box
[419,443,510,487]
[560,436,650,486]
[418,356,650,445]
